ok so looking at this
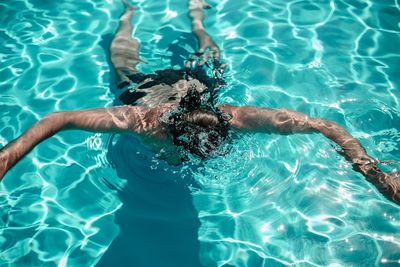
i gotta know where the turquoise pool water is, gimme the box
[1,0,399,266]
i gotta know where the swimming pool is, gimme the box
[0,0,399,266]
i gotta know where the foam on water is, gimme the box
[0,0,399,266]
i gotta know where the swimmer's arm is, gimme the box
[220,105,375,164]
[220,105,400,204]
[0,106,148,180]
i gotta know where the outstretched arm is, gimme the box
[0,105,157,180]
[220,105,400,204]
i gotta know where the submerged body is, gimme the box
[1,100,399,204]
[0,0,399,207]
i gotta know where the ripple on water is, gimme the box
[1,1,120,266]
[288,0,332,27]
[1,0,400,266]
[331,234,380,265]
[32,227,72,262]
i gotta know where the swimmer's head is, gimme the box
[164,87,230,159]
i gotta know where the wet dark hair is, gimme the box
[164,87,230,159]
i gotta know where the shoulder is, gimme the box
[118,104,175,134]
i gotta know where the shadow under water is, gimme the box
[97,33,203,267]
[97,135,203,267]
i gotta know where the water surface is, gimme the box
[0,0,399,266]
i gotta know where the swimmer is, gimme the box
[0,0,399,205]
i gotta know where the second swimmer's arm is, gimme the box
[0,106,152,180]
[220,105,400,204]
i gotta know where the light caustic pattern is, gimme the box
[0,0,122,266]
[194,0,400,266]
[0,0,400,266]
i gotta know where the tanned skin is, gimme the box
[1,0,399,205]
[1,104,399,204]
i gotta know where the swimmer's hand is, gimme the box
[220,105,400,205]
[357,164,400,204]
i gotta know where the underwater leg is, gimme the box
[111,1,143,87]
